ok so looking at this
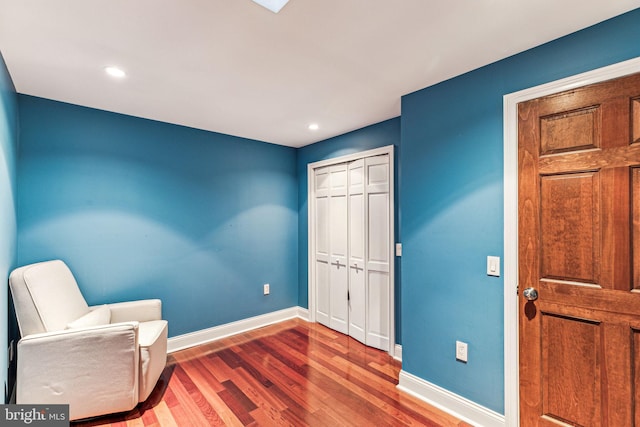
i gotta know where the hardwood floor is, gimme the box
[73,319,471,427]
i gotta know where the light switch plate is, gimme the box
[487,256,500,277]
[395,243,402,257]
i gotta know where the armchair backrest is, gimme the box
[10,260,90,336]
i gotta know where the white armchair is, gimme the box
[9,260,168,421]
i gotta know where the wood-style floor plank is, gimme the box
[73,319,472,427]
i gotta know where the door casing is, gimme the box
[504,56,640,426]
[307,145,396,356]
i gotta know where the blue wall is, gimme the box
[400,8,640,413]
[17,96,298,337]
[0,51,18,400]
[296,118,402,340]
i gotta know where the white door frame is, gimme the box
[503,56,640,427]
[308,145,396,355]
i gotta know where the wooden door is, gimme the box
[518,72,640,426]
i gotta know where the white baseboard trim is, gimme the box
[168,306,304,353]
[394,344,402,361]
[397,370,505,427]
[296,306,310,321]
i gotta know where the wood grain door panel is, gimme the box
[541,312,601,427]
[540,106,601,155]
[633,168,640,290]
[633,98,640,143]
[540,172,600,284]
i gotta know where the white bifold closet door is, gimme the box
[364,155,391,350]
[328,163,349,334]
[314,154,390,351]
[348,159,366,343]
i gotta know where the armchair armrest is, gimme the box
[104,299,162,323]
[17,323,140,420]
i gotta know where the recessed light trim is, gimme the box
[308,123,319,131]
[252,0,290,13]
[104,66,126,78]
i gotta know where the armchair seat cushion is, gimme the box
[66,305,111,329]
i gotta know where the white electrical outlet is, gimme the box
[263,283,270,295]
[456,340,468,362]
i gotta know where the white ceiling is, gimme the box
[0,1,638,148]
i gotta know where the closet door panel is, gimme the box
[367,270,390,349]
[349,160,366,343]
[329,164,349,334]
[365,155,390,349]
[314,167,330,326]
[367,192,390,272]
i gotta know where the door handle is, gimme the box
[523,287,538,301]
[331,260,345,269]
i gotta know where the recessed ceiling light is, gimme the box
[104,66,126,78]
[308,123,319,131]
[252,0,290,13]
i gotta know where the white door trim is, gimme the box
[308,145,395,354]
[503,56,640,427]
